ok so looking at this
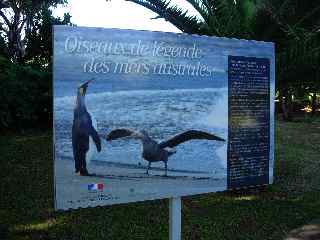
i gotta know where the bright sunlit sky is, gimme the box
[53,0,200,33]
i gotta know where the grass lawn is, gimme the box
[0,119,320,240]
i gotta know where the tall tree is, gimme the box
[0,0,67,62]
[255,0,320,119]
[23,8,71,66]
[0,1,71,129]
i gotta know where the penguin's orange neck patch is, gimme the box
[79,88,84,96]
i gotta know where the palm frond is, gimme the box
[277,31,320,82]
[126,0,205,34]
[127,0,258,38]
[185,0,208,22]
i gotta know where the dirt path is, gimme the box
[285,220,320,240]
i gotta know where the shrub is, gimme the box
[0,56,51,130]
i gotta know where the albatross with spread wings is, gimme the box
[106,129,225,176]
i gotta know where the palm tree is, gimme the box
[126,0,260,38]
[256,0,320,119]
[126,0,320,119]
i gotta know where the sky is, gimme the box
[53,0,200,33]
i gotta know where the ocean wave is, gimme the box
[54,87,227,105]
[54,87,228,173]
[195,91,228,129]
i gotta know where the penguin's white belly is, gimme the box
[86,115,98,164]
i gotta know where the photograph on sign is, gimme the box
[53,26,274,210]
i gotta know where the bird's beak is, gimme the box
[84,78,93,86]
[80,79,93,88]
[78,79,94,96]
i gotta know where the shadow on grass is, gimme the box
[1,119,320,240]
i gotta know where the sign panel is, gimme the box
[53,26,275,210]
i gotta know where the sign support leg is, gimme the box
[169,197,181,240]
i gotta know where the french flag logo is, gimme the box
[88,183,104,191]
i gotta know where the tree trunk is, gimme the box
[1,5,25,63]
[280,90,293,121]
[311,92,317,116]
[8,25,23,62]
[280,96,287,120]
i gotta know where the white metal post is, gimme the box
[169,197,182,240]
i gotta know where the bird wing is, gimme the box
[106,128,135,141]
[159,130,226,149]
[88,115,101,152]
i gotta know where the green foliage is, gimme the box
[128,0,204,34]
[0,1,71,130]
[0,34,8,57]
[0,0,68,62]
[0,56,51,130]
[257,1,320,118]
[24,8,72,65]
[126,0,260,38]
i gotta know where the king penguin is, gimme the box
[72,79,101,176]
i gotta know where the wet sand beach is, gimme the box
[55,158,226,210]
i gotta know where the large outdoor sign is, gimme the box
[53,26,275,210]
